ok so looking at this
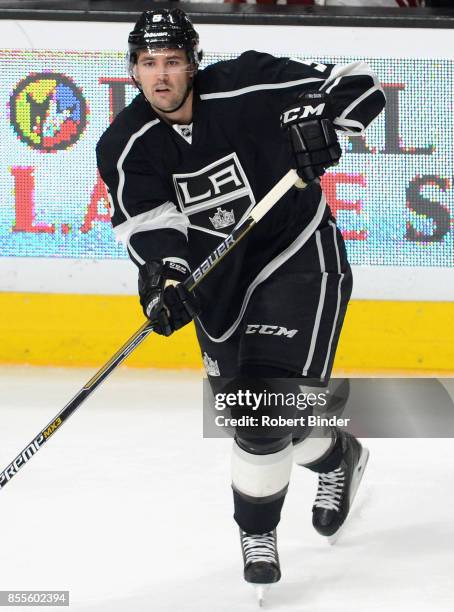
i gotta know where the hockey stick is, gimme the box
[0,169,300,490]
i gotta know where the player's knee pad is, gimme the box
[231,438,293,501]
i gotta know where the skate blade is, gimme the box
[254,584,270,607]
[327,447,370,546]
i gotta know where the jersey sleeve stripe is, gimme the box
[113,202,189,245]
[115,119,160,220]
[333,117,366,135]
[318,62,385,134]
[324,77,341,96]
[320,62,382,92]
[199,77,324,100]
[127,241,146,267]
[338,84,382,125]
[290,58,329,74]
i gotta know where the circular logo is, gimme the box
[10,72,87,152]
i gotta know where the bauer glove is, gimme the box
[280,91,342,183]
[138,260,200,336]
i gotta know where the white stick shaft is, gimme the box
[249,169,300,223]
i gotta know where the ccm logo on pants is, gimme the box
[245,325,298,338]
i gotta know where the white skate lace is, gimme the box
[242,532,277,565]
[314,467,345,511]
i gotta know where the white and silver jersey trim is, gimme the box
[113,202,190,244]
[320,221,345,381]
[200,77,324,100]
[301,219,345,381]
[114,203,190,267]
[116,119,160,219]
[302,230,328,377]
[320,61,385,135]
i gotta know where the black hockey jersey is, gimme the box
[96,51,385,341]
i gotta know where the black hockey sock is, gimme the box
[233,488,287,534]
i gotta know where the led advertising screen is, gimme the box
[0,49,452,268]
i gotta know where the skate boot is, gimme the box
[312,430,369,543]
[240,529,281,606]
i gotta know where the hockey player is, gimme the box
[96,8,385,601]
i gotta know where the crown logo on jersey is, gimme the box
[203,352,220,377]
[209,207,235,230]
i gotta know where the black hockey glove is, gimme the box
[138,260,200,336]
[280,91,342,183]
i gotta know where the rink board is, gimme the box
[1,292,453,373]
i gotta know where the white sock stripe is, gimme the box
[293,433,333,466]
[231,441,293,499]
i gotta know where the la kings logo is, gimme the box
[173,153,254,236]
[203,352,220,376]
[209,207,235,230]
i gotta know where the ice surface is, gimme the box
[0,366,453,611]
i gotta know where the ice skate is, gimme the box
[240,529,280,605]
[312,430,369,543]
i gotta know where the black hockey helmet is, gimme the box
[128,8,201,68]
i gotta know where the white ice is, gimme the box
[0,366,453,611]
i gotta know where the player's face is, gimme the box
[134,48,194,114]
